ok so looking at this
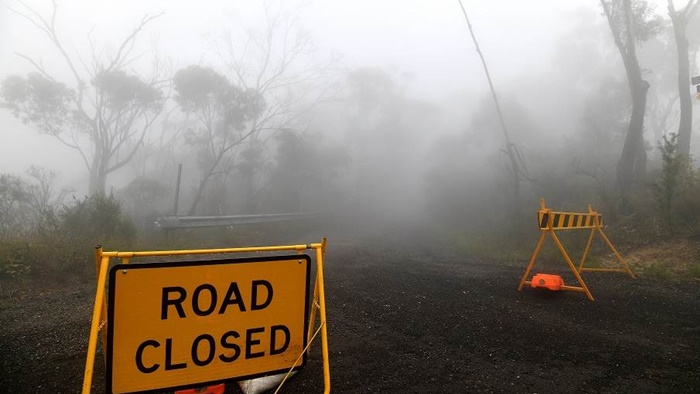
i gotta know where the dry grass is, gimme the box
[623,238,700,279]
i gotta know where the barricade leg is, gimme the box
[83,256,110,394]
[578,228,596,273]
[307,273,319,344]
[597,228,637,279]
[518,231,546,291]
[93,246,108,365]
[312,240,331,394]
[550,232,594,301]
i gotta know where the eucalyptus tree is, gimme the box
[0,1,166,195]
[172,65,264,215]
[600,0,662,196]
[210,2,340,213]
[667,0,700,157]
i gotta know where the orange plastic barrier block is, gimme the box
[531,273,564,291]
[175,384,225,394]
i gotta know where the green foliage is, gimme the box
[0,240,32,278]
[435,222,541,265]
[120,176,168,206]
[1,68,165,196]
[642,262,671,278]
[0,73,73,136]
[62,193,136,244]
[173,65,266,214]
[601,0,663,45]
[652,133,683,231]
[173,65,229,110]
[676,172,700,235]
[261,130,349,213]
[93,69,163,111]
[688,263,700,279]
[0,166,72,239]
[649,133,698,235]
[0,190,136,279]
[173,65,264,127]
[0,174,30,237]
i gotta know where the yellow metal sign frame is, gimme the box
[82,238,330,394]
[518,199,636,301]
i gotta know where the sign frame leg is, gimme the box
[82,255,109,394]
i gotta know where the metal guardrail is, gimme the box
[154,212,318,230]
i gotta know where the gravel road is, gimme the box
[1,226,699,393]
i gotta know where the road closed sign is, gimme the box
[106,255,311,393]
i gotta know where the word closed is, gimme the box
[107,255,310,394]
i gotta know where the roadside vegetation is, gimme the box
[0,177,136,279]
[1,140,699,282]
[435,136,700,280]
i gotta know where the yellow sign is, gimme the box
[107,255,311,393]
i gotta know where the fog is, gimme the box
[1,0,698,234]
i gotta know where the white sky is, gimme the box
[0,1,593,89]
[0,0,689,191]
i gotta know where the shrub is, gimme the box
[0,192,136,280]
[0,174,31,238]
[0,240,32,278]
[651,133,688,234]
[61,193,136,244]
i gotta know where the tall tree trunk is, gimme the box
[187,149,227,215]
[617,80,650,193]
[88,172,107,196]
[187,175,211,216]
[602,0,651,197]
[674,26,693,157]
[668,0,698,157]
[88,154,108,196]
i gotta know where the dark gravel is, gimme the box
[1,226,699,393]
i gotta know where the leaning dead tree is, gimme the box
[457,0,529,218]
[0,1,167,195]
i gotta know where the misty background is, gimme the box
[1,0,699,269]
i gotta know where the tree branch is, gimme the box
[105,12,165,72]
[13,53,56,82]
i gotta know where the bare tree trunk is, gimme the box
[674,29,693,157]
[617,81,650,193]
[88,172,108,196]
[187,155,224,216]
[88,153,109,196]
[188,175,211,216]
[457,0,524,219]
[601,0,651,197]
[668,0,699,157]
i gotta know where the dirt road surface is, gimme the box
[1,226,699,393]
